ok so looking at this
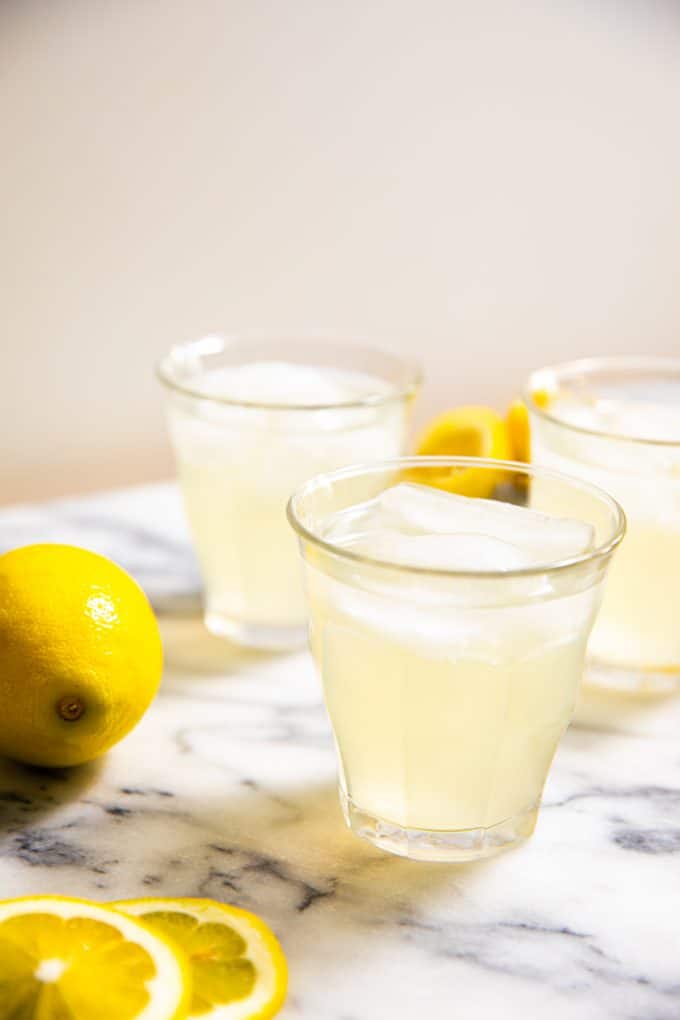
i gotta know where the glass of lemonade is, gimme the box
[288,457,624,862]
[527,358,680,695]
[158,334,421,650]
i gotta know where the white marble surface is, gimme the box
[0,483,679,1019]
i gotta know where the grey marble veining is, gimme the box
[0,482,679,1019]
[0,484,201,611]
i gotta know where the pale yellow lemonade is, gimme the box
[529,370,680,690]
[167,361,410,641]
[302,481,606,855]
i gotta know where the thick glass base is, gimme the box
[340,789,538,862]
[204,610,307,651]
[585,658,680,697]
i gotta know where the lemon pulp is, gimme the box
[115,898,287,1020]
[0,915,152,1018]
[140,913,254,1015]
[0,897,190,1020]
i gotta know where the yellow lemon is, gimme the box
[0,895,191,1019]
[413,405,512,497]
[114,898,288,1020]
[0,544,163,767]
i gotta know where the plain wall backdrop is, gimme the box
[2,0,680,504]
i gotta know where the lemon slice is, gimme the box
[0,895,191,1020]
[413,405,512,497]
[114,899,287,1020]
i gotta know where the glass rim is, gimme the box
[157,333,423,412]
[524,355,680,448]
[286,455,626,581]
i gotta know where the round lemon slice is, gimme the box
[0,895,191,1020]
[413,405,512,497]
[113,898,288,1020]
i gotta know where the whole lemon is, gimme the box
[0,544,163,767]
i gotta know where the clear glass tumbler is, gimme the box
[527,357,680,694]
[158,334,421,650]
[288,457,624,862]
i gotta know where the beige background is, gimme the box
[2,0,679,504]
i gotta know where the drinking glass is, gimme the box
[527,357,680,694]
[158,334,421,650]
[288,457,624,862]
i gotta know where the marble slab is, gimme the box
[0,483,678,1019]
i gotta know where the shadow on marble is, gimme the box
[159,617,293,681]
[0,755,104,829]
[179,777,497,916]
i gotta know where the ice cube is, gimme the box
[367,531,530,571]
[375,483,594,564]
[197,362,374,406]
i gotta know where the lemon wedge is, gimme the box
[114,898,287,1020]
[506,399,531,463]
[0,895,191,1019]
[413,405,512,497]
[530,386,553,410]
